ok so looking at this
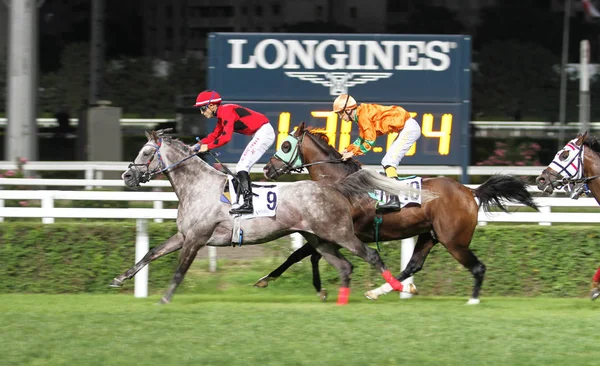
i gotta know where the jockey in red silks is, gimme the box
[191,90,275,215]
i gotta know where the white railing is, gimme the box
[0,160,548,179]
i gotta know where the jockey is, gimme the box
[333,94,421,212]
[192,90,275,215]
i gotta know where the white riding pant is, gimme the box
[381,118,421,167]
[236,123,275,173]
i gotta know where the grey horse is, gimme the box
[113,130,436,304]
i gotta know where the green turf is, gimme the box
[1,292,599,366]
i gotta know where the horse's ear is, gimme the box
[295,122,305,137]
[145,131,152,141]
[577,131,588,145]
[157,128,173,137]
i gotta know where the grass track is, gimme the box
[2,293,599,366]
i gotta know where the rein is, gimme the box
[128,138,208,183]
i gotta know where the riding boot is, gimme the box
[377,195,401,212]
[230,171,254,215]
[591,281,600,301]
[377,165,401,213]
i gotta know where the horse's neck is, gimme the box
[304,137,351,183]
[162,145,226,197]
[584,150,600,202]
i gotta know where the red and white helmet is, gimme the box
[193,90,222,108]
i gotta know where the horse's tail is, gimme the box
[332,169,438,204]
[472,175,539,213]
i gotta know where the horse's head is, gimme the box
[535,131,587,194]
[122,129,173,187]
[263,122,307,180]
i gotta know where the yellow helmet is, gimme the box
[332,94,357,113]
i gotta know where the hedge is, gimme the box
[0,221,179,293]
[1,222,599,297]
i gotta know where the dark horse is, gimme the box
[535,131,600,300]
[259,123,540,304]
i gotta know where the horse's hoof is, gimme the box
[109,278,123,288]
[403,283,418,295]
[158,297,170,305]
[466,298,480,305]
[591,289,600,301]
[253,276,277,288]
[318,289,328,302]
[364,290,379,300]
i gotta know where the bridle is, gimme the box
[543,139,599,195]
[127,138,199,183]
[270,131,344,176]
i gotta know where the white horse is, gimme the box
[114,129,436,304]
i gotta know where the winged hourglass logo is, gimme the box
[284,72,393,96]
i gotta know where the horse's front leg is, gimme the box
[253,243,316,287]
[110,233,184,288]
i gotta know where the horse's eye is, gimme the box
[281,141,291,153]
[559,151,569,161]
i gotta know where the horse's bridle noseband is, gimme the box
[127,138,200,183]
[128,139,166,183]
[544,139,599,194]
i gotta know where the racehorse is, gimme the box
[259,122,540,304]
[113,129,435,304]
[535,131,600,300]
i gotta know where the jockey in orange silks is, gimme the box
[333,94,421,212]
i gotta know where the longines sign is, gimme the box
[208,33,471,103]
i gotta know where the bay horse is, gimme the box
[114,129,434,304]
[259,122,540,304]
[535,131,600,300]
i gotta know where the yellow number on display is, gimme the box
[422,113,452,155]
[276,110,453,156]
[276,112,291,148]
[310,111,338,147]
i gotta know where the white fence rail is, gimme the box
[0,160,548,179]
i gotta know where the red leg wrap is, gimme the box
[337,287,350,305]
[593,268,600,283]
[382,270,403,291]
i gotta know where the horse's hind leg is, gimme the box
[447,246,486,305]
[305,235,352,305]
[110,232,184,288]
[310,252,326,301]
[253,243,318,288]
[365,233,436,300]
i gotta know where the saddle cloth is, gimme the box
[221,176,279,218]
[368,176,423,209]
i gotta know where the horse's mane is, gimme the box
[304,127,362,174]
[583,136,600,155]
